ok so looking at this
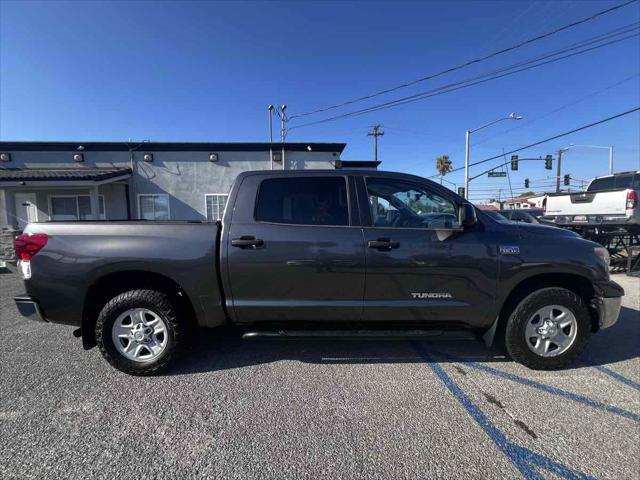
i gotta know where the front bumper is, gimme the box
[592,295,622,329]
[14,296,47,323]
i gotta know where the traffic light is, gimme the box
[457,187,466,198]
[524,178,530,189]
[544,155,553,170]
[564,174,571,186]
[510,155,518,171]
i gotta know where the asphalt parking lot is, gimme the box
[1,270,638,479]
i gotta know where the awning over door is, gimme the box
[0,167,131,186]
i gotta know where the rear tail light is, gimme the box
[626,190,638,209]
[14,233,48,261]
[542,197,547,213]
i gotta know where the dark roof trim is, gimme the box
[334,160,381,169]
[0,141,346,153]
[0,168,132,182]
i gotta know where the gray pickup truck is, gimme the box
[14,169,624,375]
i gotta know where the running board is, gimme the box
[242,330,476,340]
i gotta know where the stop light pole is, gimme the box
[556,148,565,193]
[556,144,614,192]
[464,113,523,199]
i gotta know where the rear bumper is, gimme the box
[541,214,638,228]
[14,296,47,323]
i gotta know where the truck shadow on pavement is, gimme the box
[165,306,638,376]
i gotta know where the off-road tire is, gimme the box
[505,287,592,370]
[96,289,182,375]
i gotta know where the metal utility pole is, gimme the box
[368,124,384,161]
[609,145,614,174]
[279,105,287,169]
[556,149,563,193]
[268,105,274,170]
[464,130,470,199]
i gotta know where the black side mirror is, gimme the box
[459,203,477,227]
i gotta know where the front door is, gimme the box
[360,176,498,328]
[14,193,38,229]
[226,175,366,323]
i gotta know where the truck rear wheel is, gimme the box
[95,289,183,375]
[505,287,592,370]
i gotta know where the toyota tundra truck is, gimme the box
[13,169,624,375]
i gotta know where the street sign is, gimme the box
[488,171,507,177]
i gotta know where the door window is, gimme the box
[366,177,457,229]
[255,177,349,226]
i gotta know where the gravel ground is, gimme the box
[1,270,638,479]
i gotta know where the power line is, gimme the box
[287,25,639,131]
[429,107,640,178]
[288,0,638,120]
[472,72,640,146]
[477,0,543,52]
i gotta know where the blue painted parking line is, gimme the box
[413,342,593,480]
[432,349,640,423]
[591,364,640,392]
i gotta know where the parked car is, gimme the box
[542,171,639,233]
[481,209,508,221]
[499,209,541,224]
[14,169,623,375]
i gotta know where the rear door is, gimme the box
[14,193,38,228]
[358,175,499,327]
[224,174,365,323]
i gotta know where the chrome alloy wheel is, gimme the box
[525,305,577,357]
[111,308,168,362]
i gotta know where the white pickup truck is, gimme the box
[542,171,639,233]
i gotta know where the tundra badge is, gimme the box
[411,292,453,299]
[499,245,520,255]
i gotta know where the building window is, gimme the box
[205,194,229,222]
[49,195,105,221]
[138,194,170,220]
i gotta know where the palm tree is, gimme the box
[435,155,452,182]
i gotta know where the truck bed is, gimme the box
[21,221,225,328]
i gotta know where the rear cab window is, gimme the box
[587,174,638,191]
[587,177,614,191]
[254,177,350,226]
[614,174,639,189]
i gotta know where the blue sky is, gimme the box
[1,0,639,201]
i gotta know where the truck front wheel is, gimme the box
[95,289,183,375]
[505,287,592,370]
